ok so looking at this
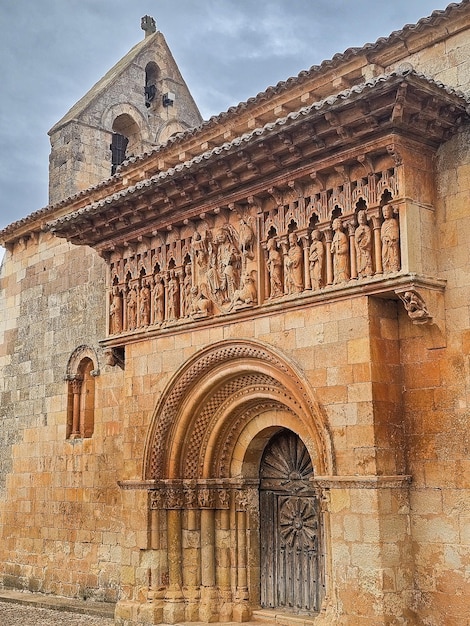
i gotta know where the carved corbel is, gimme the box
[137,235,151,247]
[104,348,125,369]
[239,150,260,174]
[123,241,137,255]
[334,165,350,184]
[357,154,376,176]
[183,174,200,191]
[386,144,403,167]
[228,202,243,214]
[29,232,39,245]
[163,194,176,210]
[267,186,284,207]
[302,122,325,148]
[309,170,327,191]
[119,215,132,229]
[359,102,379,129]
[208,177,221,191]
[395,287,446,349]
[278,132,301,156]
[109,243,125,258]
[324,111,349,139]
[391,83,408,123]
[288,180,304,199]
[259,141,283,167]
[396,289,432,325]
[225,167,240,183]
[247,195,263,214]
[97,248,112,262]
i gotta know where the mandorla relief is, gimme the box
[108,168,402,335]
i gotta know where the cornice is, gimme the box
[42,70,468,251]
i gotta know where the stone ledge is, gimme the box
[0,588,115,618]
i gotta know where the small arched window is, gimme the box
[66,347,99,439]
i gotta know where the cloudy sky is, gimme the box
[0,0,449,234]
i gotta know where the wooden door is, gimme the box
[260,430,321,614]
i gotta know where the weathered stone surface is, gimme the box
[1,5,470,626]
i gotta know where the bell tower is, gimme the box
[48,16,202,206]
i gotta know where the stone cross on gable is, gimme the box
[141,15,156,37]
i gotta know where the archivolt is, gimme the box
[65,345,100,379]
[143,339,334,480]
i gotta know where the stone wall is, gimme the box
[389,26,470,94]
[403,122,470,626]
[0,234,123,601]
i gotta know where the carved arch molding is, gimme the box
[144,338,334,481]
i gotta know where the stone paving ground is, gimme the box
[0,602,115,625]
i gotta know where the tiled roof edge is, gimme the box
[45,68,470,231]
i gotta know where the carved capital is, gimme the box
[70,378,83,394]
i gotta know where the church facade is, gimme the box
[1,5,470,626]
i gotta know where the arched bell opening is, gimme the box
[111,113,141,173]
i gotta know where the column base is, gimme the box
[183,585,201,622]
[163,587,186,624]
[199,585,219,622]
[218,588,233,622]
[233,589,251,623]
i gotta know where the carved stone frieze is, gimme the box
[107,166,402,336]
[148,481,249,510]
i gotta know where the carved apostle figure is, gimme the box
[191,230,209,273]
[266,237,283,298]
[181,264,192,317]
[126,285,138,330]
[153,276,165,325]
[354,210,373,278]
[139,280,151,327]
[109,286,123,334]
[284,232,303,294]
[331,218,350,284]
[309,230,325,290]
[381,205,400,273]
[238,217,255,261]
[167,270,179,320]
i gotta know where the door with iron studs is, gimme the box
[259,429,322,614]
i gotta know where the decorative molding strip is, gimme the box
[314,475,412,489]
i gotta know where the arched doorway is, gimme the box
[141,340,333,623]
[260,429,322,614]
